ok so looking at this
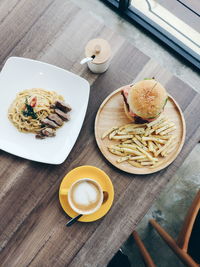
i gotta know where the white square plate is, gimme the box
[0,57,90,164]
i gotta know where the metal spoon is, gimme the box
[66,214,82,227]
[80,55,95,65]
[66,191,109,227]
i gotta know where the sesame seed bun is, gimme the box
[127,80,167,119]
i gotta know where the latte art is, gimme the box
[70,180,101,212]
[73,182,98,205]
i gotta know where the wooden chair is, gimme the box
[132,231,156,267]
[150,190,200,267]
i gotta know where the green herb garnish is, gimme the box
[163,97,168,108]
[147,114,160,119]
[22,98,37,119]
[144,77,155,80]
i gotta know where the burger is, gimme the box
[121,79,168,124]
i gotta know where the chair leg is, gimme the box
[149,219,199,267]
[132,231,156,267]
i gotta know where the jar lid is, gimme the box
[85,38,111,64]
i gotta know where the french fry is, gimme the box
[112,135,133,140]
[153,143,162,156]
[161,140,177,156]
[142,139,148,146]
[120,147,143,155]
[148,140,154,152]
[118,127,142,134]
[144,127,156,136]
[150,135,171,140]
[134,134,140,140]
[147,117,165,128]
[141,161,155,166]
[110,146,142,155]
[128,128,145,135]
[108,148,126,156]
[144,127,150,137]
[138,157,158,162]
[155,123,171,134]
[136,146,155,161]
[149,128,156,135]
[149,161,163,169]
[129,155,146,160]
[118,144,137,150]
[152,157,159,162]
[151,141,158,151]
[152,120,168,130]
[117,131,130,135]
[122,140,133,144]
[142,136,166,144]
[118,124,134,131]
[156,143,162,149]
[135,134,147,146]
[109,129,118,139]
[151,142,158,156]
[108,145,122,151]
[154,137,174,157]
[137,158,149,162]
[159,126,176,135]
[117,156,130,163]
[155,122,175,134]
[102,126,118,139]
[132,137,148,151]
[128,160,142,168]
[118,123,146,131]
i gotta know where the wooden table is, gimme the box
[0,1,200,266]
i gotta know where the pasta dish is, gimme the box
[8,88,64,133]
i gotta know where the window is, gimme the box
[102,0,200,69]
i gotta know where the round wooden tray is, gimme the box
[95,86,186,175]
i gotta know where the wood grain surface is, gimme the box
[95,87,185,174]
[0,1,200,266]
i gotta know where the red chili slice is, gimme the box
[30,96,37,107]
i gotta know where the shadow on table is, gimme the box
[107,250,131,267]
